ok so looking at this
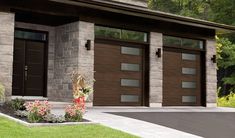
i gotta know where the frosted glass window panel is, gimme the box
[121,47,141,56]
[182,96,196,103]
[121,79,139,87]
[182,81,196,89]
[182,68,196,75]
[121,95,139,102]
[182,53,196,61]
[121,63,140,71]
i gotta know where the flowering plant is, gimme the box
[24,100,51,123]
[71,71,94,99]
[65,103,85,122]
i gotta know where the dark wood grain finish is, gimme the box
[163,47,202,106]
[94,43,144,106]
[12,39,46,96]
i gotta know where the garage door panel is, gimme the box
[94,42,144,106]
[163,49,202,106]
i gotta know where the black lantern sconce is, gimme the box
[85,40,91,50]
[156,48,161,58]
[211,55,216,63]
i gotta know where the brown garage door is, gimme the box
[94,42,145,106]
[163,48,202,106]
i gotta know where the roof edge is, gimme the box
[50,0,235,33]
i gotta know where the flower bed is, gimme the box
[0,99,88,123]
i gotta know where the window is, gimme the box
[121,79,139,87]
[121,63,140,71]
[182,68,196,75]
[163,36,203,50]
[182,81,196,89]
[121,95,139,102]
[95,26,147,42]
[15,30,47,41]
[121,47,141,56]
[182,53,196,61]
[182,96,196,103]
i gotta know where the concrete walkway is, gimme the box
[51,107,235,138]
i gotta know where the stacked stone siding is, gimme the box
[53,22,80,101]
[78,21,94,104]
[149,32,163,107]
[206,39,217,107]
[0,12,15,101]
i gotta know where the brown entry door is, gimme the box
[163,48,202,106]
[12,39,45,96]
[94,42,144,106]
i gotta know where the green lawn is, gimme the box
[0,117,138,138]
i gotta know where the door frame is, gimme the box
[94,38,149,106]
[13,28,49,97]
[162,45,206,106]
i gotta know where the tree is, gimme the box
[216,37,235,94]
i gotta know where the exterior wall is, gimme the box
[206,39,217,107]
[149,32,163,107]
[14,21,95,103]
[53,22,80,101]
[15,22,55,100]
[0,12,15,101]
[77,21,95,106]
[110,0,147,7]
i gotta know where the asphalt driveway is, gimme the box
[110,112,235,138]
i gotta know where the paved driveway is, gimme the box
[110,112,235,138]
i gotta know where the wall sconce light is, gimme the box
[211,55,216,63]
[85,40,91,50]
[156,48,161,58]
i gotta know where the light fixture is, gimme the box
[85,40,91,50]
[211,55,216,63]
[156,48,161,58]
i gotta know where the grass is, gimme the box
[0,117,138,138]
[217,93,235,108]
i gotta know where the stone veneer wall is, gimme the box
[0,12,15,101]
[15,22,55,100]
[77,21,94,105]
[149,32,163,107]
[53,22,80,101]
[206,39,217,107]
[53,21,94,102]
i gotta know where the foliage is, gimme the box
[71,71,94,99]
[0,117,138,138]
[43,114,65,123]
[24,100,51,123]
[217,92,235,107]
[0,83,5,102]
[216,36,235,91]
[65,103,84,122]
[9,98,26,111]
[14,110,28,118]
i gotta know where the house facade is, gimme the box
[0,0,234,107]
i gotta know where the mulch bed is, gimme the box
[0,104,89,123]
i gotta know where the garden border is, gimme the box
[0,112,98,127]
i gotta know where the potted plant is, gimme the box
[71,71,93,103]
[0,82,5,105]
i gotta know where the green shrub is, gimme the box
[217,93,235,107]
[0,83,5,102]
[9,98,26,111]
